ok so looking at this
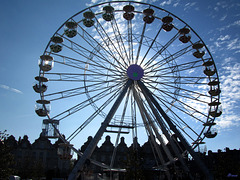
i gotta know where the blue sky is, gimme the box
[0,0,239,153]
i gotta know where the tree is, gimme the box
[0,130,16,179]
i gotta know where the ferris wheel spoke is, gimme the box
[156,88,209,115]
[110,17,130,66]
[52,39,123,73]
[46,73,124,83]
[59,23,126,72]
[61,24,127,73]
[144,32,179,68]
[139,26,163,66]
[45,72,121,80]
[144,77,212,100]
[67,86,122,142]
[144,43,194,72]
[152,93,206,124]
[57,31,109,63]
[135,22,147,64]
[93,16,128,69]
[143,81,207,122]
[154,96,202,143]
[52,82,124,121]
[49,53,121,76]
[157,88,210,105]
[59,37,112,67]
[127,20,134,65]
[167,113,199,142]
[145,59,204,76]
[144,79,208,85]
[145,81,209,119]
[44,81,120,101]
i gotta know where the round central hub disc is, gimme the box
[127,64,144,80]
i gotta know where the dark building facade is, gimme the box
[4,134,72,179]
[2,134,240,179]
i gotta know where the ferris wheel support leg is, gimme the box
[68,79,133,180]
[137,82,193,179]
[137,80,214,180]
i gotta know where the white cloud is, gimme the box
[160,0,172,6]
[220,14,227,21]
[212,35,240,54]
[217,35,231,41]
[0,84,23,94]
[223,57,235,65]
[218,20,240,31]
[227,38,240,51]
[173,2,179,7]
[217,63,240,129]
[184,2,197,11]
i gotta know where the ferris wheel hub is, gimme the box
[127,64,144,80]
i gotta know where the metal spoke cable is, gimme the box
[93,14,127,70]
[139,26,163,66]
[67,86,123,142]
[49,52,120,76]
[111,17,129,66]
[143,80,207,123]
[144,59,203,75]
[151,91,206,124]
[143,77,213,100]
[135,22,147,64]
[127,19,134,65]
[144,32,180,68]
[44,81,120,101]
[144,43,194,72]
[51,81,125,121]
[59,42,121,75]
[67,22,128,73]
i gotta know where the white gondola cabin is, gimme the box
[35,100,50,117]
[50,36,63,53]
[143,8,155,24]
[179,27,191,43]
[102,6,114,21]
[64,21,78,38]
[192,43,205,58]
[123,5,134,20]
[83,11,95,27]
[39,55,54,72]
[203,60,216,76]
[208,80,221,96]
[162,16,174,32]
[33,76,48,93]
[209,104,222,117]
[204,128,218,138]
[203,62,216,76]
[42,119,59,139]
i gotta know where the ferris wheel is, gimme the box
[34,1,221,179]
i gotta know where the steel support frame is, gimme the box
[137,80,213,180]
[68,79,133,180]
